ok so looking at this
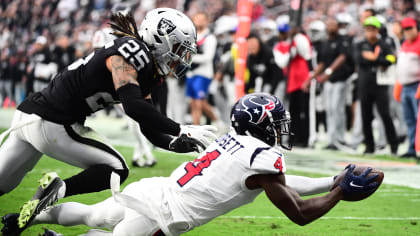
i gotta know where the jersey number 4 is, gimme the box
[118,40,150,71]
[177,149,221,187]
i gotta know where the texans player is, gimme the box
[0,8,217,229]
[2,93,378,236]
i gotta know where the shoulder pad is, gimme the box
[114,37,153,72]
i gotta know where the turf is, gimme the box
[0,147,420,235]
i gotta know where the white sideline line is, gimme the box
[221,216,420,221]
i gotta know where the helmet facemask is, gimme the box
[155,33,196,79]
[266,110,294,150]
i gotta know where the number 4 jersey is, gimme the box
[164,131,286,229]
[18,36,159,125]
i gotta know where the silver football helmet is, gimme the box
[139,8,197,78]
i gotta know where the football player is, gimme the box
[0,8,217,229]
[2,93,378,236]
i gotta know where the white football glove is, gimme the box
[179,125,218,147]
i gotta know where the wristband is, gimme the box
[325,67,333,76]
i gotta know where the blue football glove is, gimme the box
[339,164,379,196]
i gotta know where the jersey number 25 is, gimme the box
[118,40,150,71]
[177,149,221,187]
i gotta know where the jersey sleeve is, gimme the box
[114,37,153,73]
[248,147,286,175]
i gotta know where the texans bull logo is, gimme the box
[242,96,276,124]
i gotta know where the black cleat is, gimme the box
[1,213,21,236]
[17,173,64,232]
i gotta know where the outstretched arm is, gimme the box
[247,174,342,226]
[285,175,334,196]
[106,55,216,152]
[106,55,181,136]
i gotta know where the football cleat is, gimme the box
[17,172,64,231]
[1,213,21,236]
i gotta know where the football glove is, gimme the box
[339,164,379,196]
[179,125,217,147]
[169,134,205,153]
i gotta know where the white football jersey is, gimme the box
[165,131,286,230]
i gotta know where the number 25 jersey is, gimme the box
[165,132,287,228]
[18,36,159,125]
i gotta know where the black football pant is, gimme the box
[289,90,309,146]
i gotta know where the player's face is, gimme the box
[247,37,260,55]
[403,26,418,41]
[364,26,378,41]
[326,19,338,35]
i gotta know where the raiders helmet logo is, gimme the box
[157,18,176,36]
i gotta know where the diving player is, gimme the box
[2,93,379,236]
[0,8,217,230]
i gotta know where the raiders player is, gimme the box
[0,8,217,230]
[2,93,379,236]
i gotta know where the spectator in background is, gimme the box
[51,34,76,71]
[29,36,57,93]
[0,48,13,108]
[186,12,224,130]
[273,26,312,147]
[303,17,354,150]
[246,33,279,94]
[395,17,420,158]
[355,16,398,155]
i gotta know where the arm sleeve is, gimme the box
[295,34,312,60]
[285,175,334,196]
[116,83,180,136]
[139,121,173,150]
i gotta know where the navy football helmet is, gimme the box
[231,93,293,150]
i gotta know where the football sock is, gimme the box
[57,183,66,200]
[33,199,123,229]
[63,164,128,197]
[285,175,334,196]
[32,202,91,226]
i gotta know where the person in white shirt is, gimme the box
[186,12,224,131]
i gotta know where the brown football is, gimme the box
[331,165,384,201]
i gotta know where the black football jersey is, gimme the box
[18,36,159,125]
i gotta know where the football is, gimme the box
[331,165,384,201]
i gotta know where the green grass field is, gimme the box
[1,145,420,236]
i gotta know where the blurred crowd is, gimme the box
[0,0,419,158]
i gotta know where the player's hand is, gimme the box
[169,134,205,153]
[179,125,218,147]
[301,78,311,93]
[318,73,329,83]
[338,164,379,197]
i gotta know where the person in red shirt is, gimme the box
[273,27,312,147]
[395,17,420,158]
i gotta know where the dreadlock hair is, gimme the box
[109,12,142,41]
